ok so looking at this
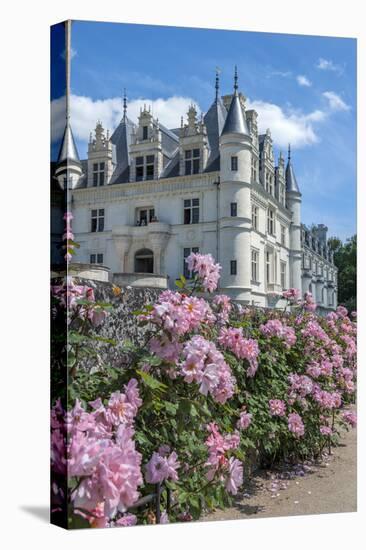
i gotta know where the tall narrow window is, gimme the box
[252,206,258,230]
[93,162,105,186]
[146,155,154,180]
[267,209,275,235]
[279,185,285,205]
[251,249,259,282]
[183,247,199,279]
[280,261,286,289]
[184,198,199,224]
[231,156,238,171]
[230,202,237,217]
[280,224,286,246]
[230,260,237,275]
[185,149,200,175]
[142,126,148,140]
[251,157,257,182]
[265,251,271,284]
[269,175,274,195]
[91,209,105,233]
[136,156,144,181]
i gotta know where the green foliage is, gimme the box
[328,234,357,311]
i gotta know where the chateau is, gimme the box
[52,70,337,311]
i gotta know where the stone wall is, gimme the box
[74,278,162,371]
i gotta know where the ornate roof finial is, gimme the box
[215,67,220,101]
[234,65,238,93]
[123,88,127,120]
[288,143,291,162]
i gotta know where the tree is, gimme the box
[328,235,357,312]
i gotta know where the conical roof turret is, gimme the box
[285,144,301,193]
[221,66,250,136]
[57,123,81,166]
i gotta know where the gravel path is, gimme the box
[205,424,356,521]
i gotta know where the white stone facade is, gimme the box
[55,77,337,310]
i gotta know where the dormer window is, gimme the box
[269,175,274,195]
[185,149,200,175]
[146,155,154,180]
[142,126,148,140]
[136,157,144,181]
[93,162,105,187]
[135,155,155,182]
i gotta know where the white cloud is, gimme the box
[246,99,327,149]
[322,91,350,111]
[51,94,200,143]
[51,95,67,143]
[316,58,343,75]
[51,90,348,154]
[296,75,312,87]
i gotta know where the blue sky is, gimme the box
[52,20,356,241]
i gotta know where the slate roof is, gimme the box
[286,160,301,193]
[58,90,299,195]
[221,91,249,136]
[203,97,227,170]
[57,123,81,165]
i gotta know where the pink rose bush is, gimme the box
[269,399,286,417]
[145,450,180,484]
[287,413,305,438]
[51,250,356,528]
[205,423,243,495]
[51,380,144,527]
[185,252,221,292]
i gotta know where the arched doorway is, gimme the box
[134,248,154,273]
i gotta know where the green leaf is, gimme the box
[164,401,178,416]
[136,370,167,392]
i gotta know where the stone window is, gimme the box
[183,246,199,279]
[184,198,200,224]
[252,206,258,230]
[136,207,155,226]
[146,155,154,180]
[251,157,258,182]
[265,250,272,284]
[267,209,275,236]
[230,260,237,275]
[142,126,148,140]
[90,253,103,264]
[93,162,105,187]
[136,156,144,181]
[280,261,286,289]
[251,249,259,282]
[231,156,238,171]
[91,209,104,232]
[185,149,200,175]
[230,202,237,217]
[135,155,155,181]
[279,185,285,205]
[280,224,286,246]
[269,175,274,195]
